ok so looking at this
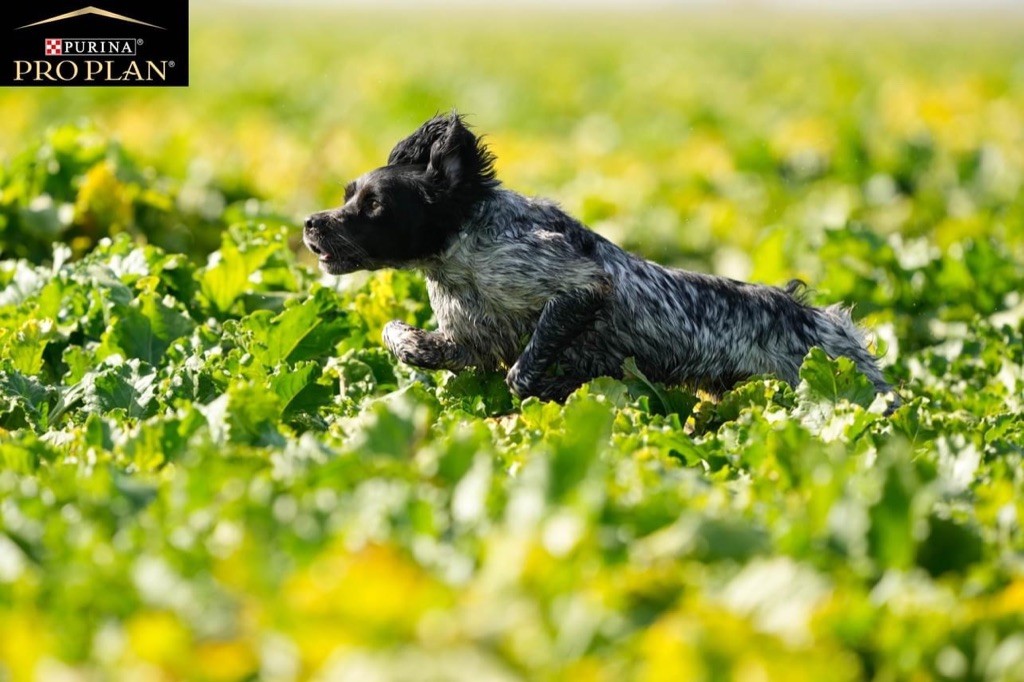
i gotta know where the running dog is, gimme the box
[304,113,896,404]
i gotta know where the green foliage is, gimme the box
[0,125,277,263]
[0,213,1019,681]
[1,10,1024,682]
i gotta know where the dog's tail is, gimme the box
[812,304,902,411]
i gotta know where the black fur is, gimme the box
[303,113,496,275]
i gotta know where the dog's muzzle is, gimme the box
[303,215,365,275]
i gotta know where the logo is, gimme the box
[44,39,138,56]
[2,2,188,86]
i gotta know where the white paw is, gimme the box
[382,320,405,346]
[384,320,430,366]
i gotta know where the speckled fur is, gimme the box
[385,189,894,403]
[316,114,897,404]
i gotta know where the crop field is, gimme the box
[1,7,1024,681]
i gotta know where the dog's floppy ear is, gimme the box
[387,114,451,167]
[425,115,497,191]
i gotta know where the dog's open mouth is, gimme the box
[305,240,333,262]
[304,236,364,275]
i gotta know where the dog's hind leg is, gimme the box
[383,320,472,372]
[506,283,610,401]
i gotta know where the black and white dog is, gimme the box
[305,113,896,404]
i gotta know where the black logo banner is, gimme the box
[2,2,189,86]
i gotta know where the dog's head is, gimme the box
[304,113,497,275]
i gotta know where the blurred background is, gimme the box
[1,0,1022,304]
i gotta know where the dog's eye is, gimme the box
[367,199,382,214]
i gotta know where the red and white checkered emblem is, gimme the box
[44,39,62,56]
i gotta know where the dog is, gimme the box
[304,113,897,406]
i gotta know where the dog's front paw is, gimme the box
[382,320,421,363]
[383,320,462,371]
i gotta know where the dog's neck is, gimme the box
[419,190,509,280]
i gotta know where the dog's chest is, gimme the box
[425,236,539,368]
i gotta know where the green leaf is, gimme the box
[270,361,334,420]
[343,385,438,458]
[120,409,205,471]
[199,239,279,314]
[796,348,878,433]
[0,432,56,473]
[715,378,794,423]
[434,421,492,485]
[0,319,57,375]
[549,393,614,500]
[101,293,195,364]
[437,369,514,417]
[62,345,98,385]
[246,287,349,367]
[57,358,159,422]
[200,382,284,446]
[0,366,56,430]
[622,357,699,420]
[798,348,877,407]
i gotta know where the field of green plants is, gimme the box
[1,7,1024,681]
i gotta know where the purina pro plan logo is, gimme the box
[4,3,188,86]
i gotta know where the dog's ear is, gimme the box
[426,115,497,191]
[387,114,451,167]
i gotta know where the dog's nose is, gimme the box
[304,216,315,229]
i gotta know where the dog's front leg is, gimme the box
[506,283,609,401]
[383,320,472,371]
